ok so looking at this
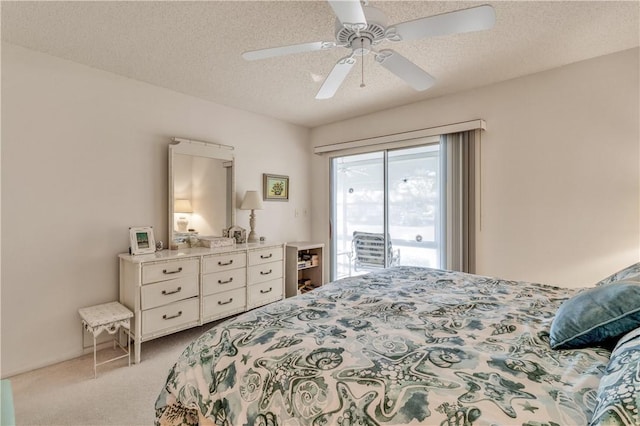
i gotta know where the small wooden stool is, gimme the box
[78,302,133,378]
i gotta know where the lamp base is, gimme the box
[248,210,259,243]
[247,231,259,243]
[177,217,189,232]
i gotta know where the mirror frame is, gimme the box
[168,138,235,249]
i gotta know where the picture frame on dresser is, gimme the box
[129,226,156,255]
[225,225,246,244]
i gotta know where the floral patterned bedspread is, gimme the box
[155,266,610,425]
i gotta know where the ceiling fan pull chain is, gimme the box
[360,38,366,88]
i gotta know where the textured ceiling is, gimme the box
[2,1,638,128]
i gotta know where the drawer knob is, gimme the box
[260,269,273,276]
[260,253,273,259]
[218,260,234,266]
[260,287,273,294]
[163,267,183,275]
[218,298,233,306]
[162,311,183,320]
[218,278,233,284]
[161,286,182,296]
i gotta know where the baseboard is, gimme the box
[2,338,126,379]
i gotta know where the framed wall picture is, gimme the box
[263,173,289,201]
[129,226,156,255]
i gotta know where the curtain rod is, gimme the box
[313,119,486,155]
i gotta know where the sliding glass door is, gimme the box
[331,143,442,280]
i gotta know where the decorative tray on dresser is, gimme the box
[119,242,284,363]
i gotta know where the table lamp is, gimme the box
[174,199,193,232]
[240,190,264,243]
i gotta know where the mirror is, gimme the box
[168,138,235,249]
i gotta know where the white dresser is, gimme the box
[119,242,284,363]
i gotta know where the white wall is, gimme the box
[1,43,312,377]
[311,48,640,288]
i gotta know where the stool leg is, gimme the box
[93,333,97,379]
[135,339,141,364]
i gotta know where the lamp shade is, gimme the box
[174,199,193,213]
[240,190,264,210]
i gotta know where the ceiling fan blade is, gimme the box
[242,41,336,61]
[388,5,496,42]
[375,49,435,91]
[328,0,367,30]
[316,55,356,100]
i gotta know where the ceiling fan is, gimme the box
[242,0,496,100]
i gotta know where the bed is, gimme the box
[155,264,640,425]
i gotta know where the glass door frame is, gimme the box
[329,139,441,281]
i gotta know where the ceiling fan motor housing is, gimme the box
[335,6,387,51]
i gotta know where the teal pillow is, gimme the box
[595,262,640,286]
[589,327,640,425]
[550,281,640,350]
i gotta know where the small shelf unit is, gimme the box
[285,242,324,297]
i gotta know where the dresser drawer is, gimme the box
[202,252,246,274]
[247,278,283,309]
[248,246,283,266]
[141,275,198,310]
[141,297,199,336]
[202,288,246,320]
[142,258,199,285]
[202,268,246,296]
[248,261,283,285]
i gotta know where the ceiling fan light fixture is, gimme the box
[353,37,372,56]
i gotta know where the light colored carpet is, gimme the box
[9,324,218,426]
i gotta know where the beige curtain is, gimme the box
[442,130,479,273]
